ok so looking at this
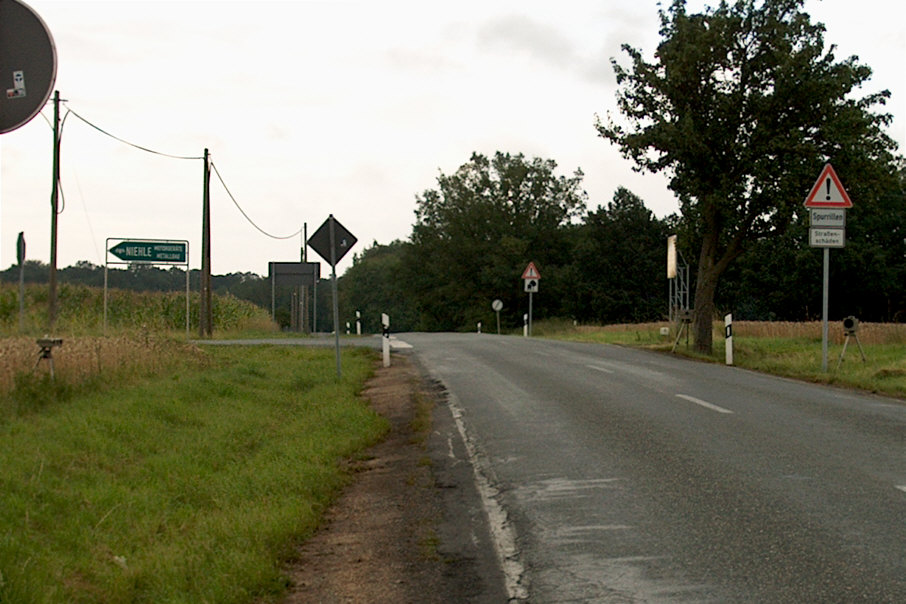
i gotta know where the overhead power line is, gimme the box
[210,161,304,240]
[63,105,204,160]
[49,101,304,241]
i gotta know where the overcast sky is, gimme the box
[2,0,904,276]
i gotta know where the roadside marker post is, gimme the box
[725,314,733,366]
[382,313,391,368]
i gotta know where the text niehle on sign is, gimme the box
[109,240,188,264]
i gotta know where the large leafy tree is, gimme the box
[567,187,673,323]
[720,163,906,321]
[598,0,898,352]
[338,240,419,332]
[403,151,586,331]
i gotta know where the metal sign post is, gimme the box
[492,299,503,334]
[308,215,357,379]
[522,262,540,337]
[17,232,26,332]
[821,247,831,371]
[667,235,690,323]
[804,164,853,372]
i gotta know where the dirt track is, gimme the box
[280,354,506,603]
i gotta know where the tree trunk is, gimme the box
[692,263,720,354]
[692,209,746,355]
[693,225,721,355]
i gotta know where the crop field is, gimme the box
[0,283,275,335]
[544,319,906,398]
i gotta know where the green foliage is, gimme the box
[598,0,901,352]
[719,167,906,321]
[0,262,277,325]
[568,187,673,323]
[339,240,419,332]
[0,346,386,603]
[402,151,587,331]
[8,372,78,416]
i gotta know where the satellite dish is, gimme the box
[0,0,58,134]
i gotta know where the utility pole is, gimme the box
[200,148,212,337]
[48,90,60,331]
[301,223,309,333]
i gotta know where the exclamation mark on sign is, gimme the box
[826,178,831,200]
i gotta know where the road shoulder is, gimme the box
[280,354,506,603]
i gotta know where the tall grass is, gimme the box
[544,319,906,398]
[0,283,275,336]
[0,345,386,603]
[0,334,206,420]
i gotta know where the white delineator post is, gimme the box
[725,313,733,366]
[382,313,391,368]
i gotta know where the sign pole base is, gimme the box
[821,248,830,372]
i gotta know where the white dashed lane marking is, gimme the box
[676,394,734,415]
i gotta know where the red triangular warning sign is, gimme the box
[522,262,541,280]
[804,164,853,208]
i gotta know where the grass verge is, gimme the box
[0,345,387,603]
[541,320,906,399]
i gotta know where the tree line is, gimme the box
[339,151,906,334]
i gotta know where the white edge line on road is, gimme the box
[447,395,528,600]
[585,364,614,374]
[676,394,734,415]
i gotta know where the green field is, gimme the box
[0,344,387,603]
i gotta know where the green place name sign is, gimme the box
[109,241,187,264]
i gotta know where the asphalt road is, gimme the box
[401,332,906,603]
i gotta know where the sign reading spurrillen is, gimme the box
[805,164,851,249]
[803,163,853,372]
